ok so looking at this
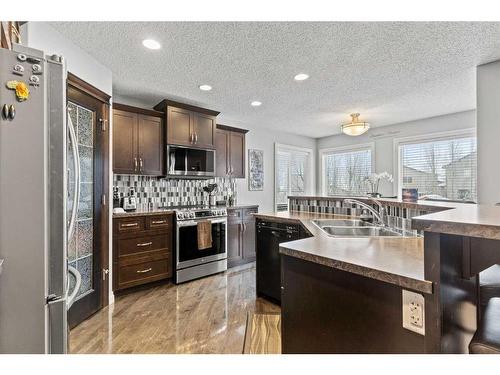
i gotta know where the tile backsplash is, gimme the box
[113,175,237,209]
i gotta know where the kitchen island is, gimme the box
[256,198,500,354]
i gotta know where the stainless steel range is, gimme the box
[174,207,227,283]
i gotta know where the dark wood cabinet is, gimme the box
[113,213,173,291]
[113,109,137,174]
[154,99,219,149]
[227,206,258,268]
[215,124,247,178]
[113,103,164,176]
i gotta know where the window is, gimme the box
[398,133,477,202]
[321,144,373,196]
[275,144,313,211]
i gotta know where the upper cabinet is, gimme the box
[215,124,248,178]
[154,99,219,149]
[113,103,164,176]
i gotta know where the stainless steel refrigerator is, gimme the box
[0,44,81,353]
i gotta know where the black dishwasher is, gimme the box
[256,220,301,304]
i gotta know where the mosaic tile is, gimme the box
[79,145,93,183]
[78,183,93,219]
[77,106,93,147]
[77,219,93,258]
[77,255,92,297]
[113,175,237,209]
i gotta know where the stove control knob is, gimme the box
[189,212,195,219]
[177,213,184,220]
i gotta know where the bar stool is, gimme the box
[469,297,500,354]
[479,264,500,307]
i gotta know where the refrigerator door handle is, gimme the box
[66,265,81,309]
[67,110,80,243]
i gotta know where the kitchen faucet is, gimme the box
[343,198,387,227]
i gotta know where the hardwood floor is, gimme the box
[243,313,281,354]
[70,263,280,354]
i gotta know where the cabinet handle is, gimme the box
[121,222,139,228]
[190,133,194,143]
[136,241,153,247]
[242,223,246,233]
[139,157,143,172]
[136,268,152,274]
[151,220,166,224]
[194,133,198,144]
[134,157,138,171]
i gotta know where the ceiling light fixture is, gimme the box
[199,84,212,91]
[294,73,309,81]
[142,39,161,50]
[251,101,262,107]
[341,113,370,136]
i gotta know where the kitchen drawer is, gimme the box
[115,217,145,234]
[117,234,169,257]
[145,215,171,230]
[118,258,170,289]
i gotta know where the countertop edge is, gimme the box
[279,246,433,295]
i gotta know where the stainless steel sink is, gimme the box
[319,226,402,237]
[312,219,406,238]
[311,219,371,227]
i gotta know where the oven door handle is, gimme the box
[177,218,227,227]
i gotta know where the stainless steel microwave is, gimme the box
[167,145,216,177]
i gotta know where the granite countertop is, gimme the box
[254,211,432,294]
[412,205,500,240]
[113,208,175,218]
[112,204,259,218]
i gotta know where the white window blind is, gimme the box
[399,136,477,202]
[275,146,311,211]
[323,148,372,195]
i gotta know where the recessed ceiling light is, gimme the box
[294,73,309,81]
[142,39,161,50]
[199,84,212,91]
[251,101,262,107]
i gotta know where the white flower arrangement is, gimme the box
[365,172,394,196]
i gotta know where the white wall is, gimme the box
[477,60,500,205]
[316,110,476,197]
[22,22,115,304]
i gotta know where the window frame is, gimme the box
[319,142,375,196]
[393,128,476,201]
[274,143,315,211]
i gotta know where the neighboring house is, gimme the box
[402,165,444,197]
[443,152,477,201]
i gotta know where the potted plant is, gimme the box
[365,172,393,198]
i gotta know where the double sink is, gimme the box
[312,219,411,238]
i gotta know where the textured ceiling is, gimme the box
[49,22,500,138]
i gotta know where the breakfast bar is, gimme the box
[255,197,500,353]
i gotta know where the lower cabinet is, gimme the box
[227,206,258,268]
[113,213,173,291]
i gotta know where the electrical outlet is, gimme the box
[402,289,425,335]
